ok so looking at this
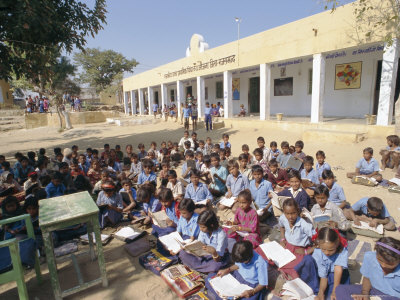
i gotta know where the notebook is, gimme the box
[150,210,169,228]
[219,196,236,208]
[114,226,145,242]
[302,208,330,227]
[159,231,185,253]
[196,199,208,206]
[270,191,291,217]
[209,274,252,298]
[282,278,314,300]
[286,156,302,170]
[351,221,384,237]
[259,241,296,268]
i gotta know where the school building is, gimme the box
[122,0,399,126]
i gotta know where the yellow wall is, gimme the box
[123,0,387,91]
[0,80,14,106]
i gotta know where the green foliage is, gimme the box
[74,48,138,93]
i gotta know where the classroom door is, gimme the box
[154,91,159,106]
[186,86,193,98]
[248,77,260,113]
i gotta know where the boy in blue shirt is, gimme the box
[137,159,157,187]
[209,153,228,197]
[321,169,347,208]
[45,172,66,198]
[347,147,382,182]
[343,196,396,231]
[300,156,319,196]
[182,103,191,131]
[249,165,273,221]
[276,141,292,169]
[219,133,231,149]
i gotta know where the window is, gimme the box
[308,69,313,95]
[274,78,293,96]
[216,81,223,99]
[170,89,175,101]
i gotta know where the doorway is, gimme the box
[154,91,159,105]
[185,86,193,98]
[248,77,260,113]
[373,59,400,115]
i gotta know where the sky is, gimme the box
[74,0,355,76]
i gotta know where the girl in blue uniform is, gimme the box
[151,188,179,237]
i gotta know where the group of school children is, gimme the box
[0,131,399,300]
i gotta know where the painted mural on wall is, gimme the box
[232,78,240,100]
[335,62,362,90]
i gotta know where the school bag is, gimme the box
[139,248,178,275]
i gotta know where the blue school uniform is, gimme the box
[181,161,199,183]
[361,251,400,298]
[183,108,191,118]
[184,182,213,203]
[165,202,179,224]
[119,187,137,201]
[152,202,178,238]
[137,171,157,185]
[96,191,123,228]
[45,182,66,198]
[210,165,228,193]
[138,151,147,160]
[352,197,390,219]
[316,162,331,179]
[312,248,348,279]
[276,153,292,168]
[198,227,228,257]
[300,168,320,185]
[143,196,161,214]
[226,173,249,197]
[79,162,90,174]
[356,157,379,175]
[279,215,313,247]
[219,141,231,149]
[323,182,346,206]
[177,213,200,239]
[236,251,269,286]
[270,149,281,158]
[249,178,273,211]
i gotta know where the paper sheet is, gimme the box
[282,278,314,299]
[219,196,236,208]
[159,231,184,253]
[209,274,252,298]
[389,177,400,186]
[259,241,296,268]
[114,227,142,240]
[352,221,384,235]
[151,210,169,228]
[196,199,208,205]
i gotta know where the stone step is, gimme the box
[303,129,367,143]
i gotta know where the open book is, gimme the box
[114,226,144,242]
[80,233,111,245]
[219,196,236,208]
[352,221,384,236]
[150,210,169,228]
[270,191,291,210]
[388,177,400,186]
[259,241,296,268]
[159,231,185,253]
[301,178,313,188]
[183,240,210,257]
[282,278,314,300]
[302,208,330,227]
[209,274,252,298]
[196,199,208,206]
[222,225,249,238]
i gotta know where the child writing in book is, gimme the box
[137,159,157,186]
[312,227,350,300]
[96,181,123,229]
[219,160,249,211]
[152,188,180,238]
[207,241,269,300]
[321,170,347,209]
[209,153,228,197]
[336,237,400,300]
[131,183,161,225]
[312,185,350,232]
[184,169,213,212]
[224,189,262,248]
[343,196,396,231]
[166,170,185,202]
[176,198,200,242]
[249,165,273,221]
[265,159,288,192]
[278,170,310,210]
[380,134,400,170]
[276,141,292,169]
[179,210,229,273]
[316,151,331,182]
[346,147,382,183]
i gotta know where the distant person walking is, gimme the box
[152,102,158,119]
[204,102,212,131]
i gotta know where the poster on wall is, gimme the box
[232,78,240,100]
[334,62,362,90]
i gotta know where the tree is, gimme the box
[323,0,400,46]
[74,48,138,93]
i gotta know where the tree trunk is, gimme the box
[62,110,73,129]
[56,105,64,129]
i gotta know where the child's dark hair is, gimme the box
[197,210,219,231]
[295,140,304,149]
[191,132,197,137]
[213,144,221,150]
[317,227,342,252]
[189,169,201,178]
[167,170,177,178]
[27,151,36,161]
[52,171,63,181]
[237,189,252,203]
[238,153,249,161]
[173,142,179,147]
[2,195,20,212]
[158,188,173,202]
[54,147,62,155]
[14,152,23,160]
[316,150,325,158]
[185,150,194,158]
[86,147,93,153]
[222,133,229,139]
[270,141,278,147]
[227,160,239,169]
[20,156,29,163]
[321,169,334,180]
[71,158,79,166]
[136,184,154,202]
[253,148,263,156]
[24,196,39,211]
[281,141,289,148]
[282,198,300,213]
[231,241,254,263]
[39,148,46,155]
[219,148,226,155]
[92,149,99,155]
[199,139,205,145]
[268,159,278,167]
[104,143,109,148]
[242,144,250,151]
[2,161,10,169]
[138,143,144,149]
[121,179,131,186]
[0,155,4,161]
[375,237,400,263]
[303,156,314,165]
[288,170,301,181]
[257,136,265,143]
[367,197,384,213]
[161,162,169,168]
[184,141,191,148]
[178,198,196,213]
[314,184,330,198]
[251,164,264,174]
[363,147,373,155]
[210,152,220,161]
[59,162,69,170]
[184,130,189,135]
[142,158,154,169]
[203,155,211,164]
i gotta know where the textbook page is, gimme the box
[282,278,314,299]
[114,227,142,240]
[259,241,296,268]
[183,240,210,257]
[159,231,184,253]
[151,210,169,228]
[209,274,252,298]
[352,221,384,235]
[388,177,400,186]
[219,196,236,208]
[196,199,208,205]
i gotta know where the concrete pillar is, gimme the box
[260,63,271,120]
[148,86,154,116]
[197,76,205,118]
[123,91,129,115]
[161,83,168,111]
[377,39,399,126]
[138,88,144,115]
[223,71,233,119]
[130,90,136,115]
[177,80,184,118]
[311,53,326,123]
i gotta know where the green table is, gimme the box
[39,191,108,300]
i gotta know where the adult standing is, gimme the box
[204,102,213,131]
[152,102,158,119]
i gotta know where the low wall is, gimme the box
[25,111,121,129]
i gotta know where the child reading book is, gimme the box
[179,210,229,273]
[152,188,180,237]
[249,165,273,221]
[343,196,396,231]
[206,241,268,300]
[336,237,400,299]
[224,190,262,248]
[278,170,310,210]
[321,170,347,209]
[96,181,123,229]
[312,227,350,300]
[130,184,161,225]
[166,170,185,202]
[346,147,382,182]
[176,198,200,241]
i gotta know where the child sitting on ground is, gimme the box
[219,133,231,149]
[257,136,271,162]
[184,169,213,212]
[315,150,331,183]
[269,141,280,159]
[152,188,180,238]
[2,195,24,240]
[181,150,198,185]
[252,148,268,175]
[131,183,161,225]
[249,165,273,222]
[178,130,193,149]
[209,153,228,197]
[176,198,200,242]
[265,159,288,192]
[137,159,157,187]
[137,143,147,160]
[322,170,347,209]
[293,140,306,162]
[24,171,41,191]
[159,162,170,187]
[241,144,253,164]
[301,156,320,197]
[276,141,292,169]
[238,104,246,117]
[278,170,310,210]
[380,134,400,170]
[119,179,137,213]
[200,155,212,184]
[96,181,123,229]
[205,137,213,155]
[238,154,252,180]
[343,196,396,231]
[346,147,382,182]
[219,149,228,169]
[166,170,185,202]
[45,171,66,198]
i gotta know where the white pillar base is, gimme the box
[123,91,129,115]
[311,53,325,123]
[177,80,184,118]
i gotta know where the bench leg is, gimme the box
[92,217,108,287]
[9,242,29,300]
[86,222,96,261]
[43,231,62,300]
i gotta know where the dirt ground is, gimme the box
[0,116,399,300]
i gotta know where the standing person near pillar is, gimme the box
[163,104,169,121]
[182,103,191,131]
[186,93,193,106]
[191,104,198,131]
[204,102,213,131]
[152,102,158,119]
